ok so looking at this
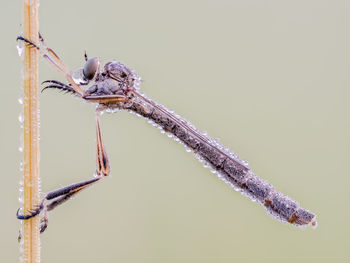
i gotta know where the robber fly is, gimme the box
[16,34,317,233]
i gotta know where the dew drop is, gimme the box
[72,68,88,85]
[18,114,24,123]
[16,43,24,57]
[105,108,119,114]
[242,159,249,166]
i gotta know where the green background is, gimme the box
[1,0,349,262]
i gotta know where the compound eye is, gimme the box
[83,57,100,80]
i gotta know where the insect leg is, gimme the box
[17,108,110,233]
[95,108,110,177]
[38,33,72,77]
[16,34,84,97]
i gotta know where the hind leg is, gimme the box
[17,109,110,233]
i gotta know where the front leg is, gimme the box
[17,108,110,233]
[17,34,85,97]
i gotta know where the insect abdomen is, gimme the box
[125,93,317,228]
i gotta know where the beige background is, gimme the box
[1,0,349,262]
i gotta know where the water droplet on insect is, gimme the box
[72,68,87,85]
[105,108,119,114]
[185,148,192,153]
[210,168,217,174]
[18,97,23,105]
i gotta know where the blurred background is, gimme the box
[1,0,350,262]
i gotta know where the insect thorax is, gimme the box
[85,61,140,97]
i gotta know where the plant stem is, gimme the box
[21,0,40,262]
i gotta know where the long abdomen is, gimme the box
[123,91,317,228]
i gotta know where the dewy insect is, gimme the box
[16,34,317,233]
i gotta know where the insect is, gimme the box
[16,34,317,233]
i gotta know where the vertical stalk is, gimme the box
[20,0,40,262]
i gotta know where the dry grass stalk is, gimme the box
[21,0,40,262]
